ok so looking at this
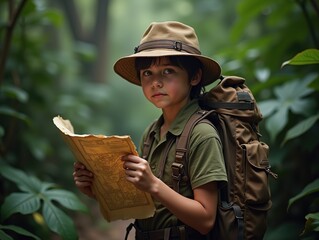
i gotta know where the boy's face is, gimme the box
[139,57,201,112]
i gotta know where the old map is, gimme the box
[53,116,155,221]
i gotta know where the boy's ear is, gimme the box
[190,69,202,86]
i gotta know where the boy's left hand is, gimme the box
[121,154,157,193]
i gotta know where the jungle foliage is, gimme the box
[0,0,318,239]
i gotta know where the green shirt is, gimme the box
[136,99,227,231]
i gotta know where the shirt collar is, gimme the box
[150,99,200,138]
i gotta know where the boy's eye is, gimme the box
[163,68,174,75]
[141,70,151,77]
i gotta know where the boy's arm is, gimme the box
[122,154,218,235]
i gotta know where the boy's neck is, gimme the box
[161,98,192,127]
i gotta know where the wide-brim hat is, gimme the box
[114,21,221,86]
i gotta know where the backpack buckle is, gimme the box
[172,162,185,192]
[171,162,184,180]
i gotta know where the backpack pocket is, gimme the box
[241,141,272,239]
[241,141,271,205]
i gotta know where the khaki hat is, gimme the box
[113,21,221,86]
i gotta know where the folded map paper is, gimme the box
[53,116,155,221]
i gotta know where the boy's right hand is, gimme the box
[73,161,96,199]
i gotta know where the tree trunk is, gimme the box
[55,0,110,83]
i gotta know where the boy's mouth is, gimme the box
[152,92,166,98]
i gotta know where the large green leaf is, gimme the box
[0,160,49,193]
[45,189,87,212]
[288,178,319,210]
[261,76,315,141]
[282,113,319,145]
[0,224,41,240]
[303,212,319,235]
[0,193,40,221]
[273,77,314,105]
[282,49,319,67]
[42,201,77,240]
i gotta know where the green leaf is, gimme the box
[0,224,41,240]
[274,77,314,102]
[0,193,40,221]
[282,49,319,67]
[42,201,77,240]
[308,75,319,91]
[45,189,88,212]
[40,182,57,192]
[0,106,30,123]
[231,0,275,41]
[288,179,319,210]
[0,160,44,193]
[0,229,13,240]
[266,105,288,142]
[0,161,29,184]
[305,212,319,222]
[301,212,319,235]
[42,10,63,27]
[0,85,29,103]
[282,114,319,145]
[258,99,280,117]
[262,77,316,141]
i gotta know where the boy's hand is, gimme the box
[122,155,158,193]
[73,161,96,199]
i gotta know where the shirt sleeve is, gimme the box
[188,122,227,189]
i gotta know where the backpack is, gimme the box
[143,75,278,240]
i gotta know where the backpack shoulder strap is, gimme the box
[172,109,215,192]
[142,119,178,180]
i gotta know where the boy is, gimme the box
[73,21,227,240]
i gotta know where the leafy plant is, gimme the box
[0,160,88,240]
[0,224,41,240]
[281,49,319,238]
[258,75,316,142]
[282,49,319,67]
[287,179,319,237]
[258,46,319,144]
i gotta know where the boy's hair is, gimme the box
[135,56,204,99]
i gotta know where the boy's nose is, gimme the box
[151,75,163,87]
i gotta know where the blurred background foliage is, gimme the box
[0,0,318,239]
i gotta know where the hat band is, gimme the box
[134,40,201,55]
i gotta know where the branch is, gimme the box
[0,0,28,84]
